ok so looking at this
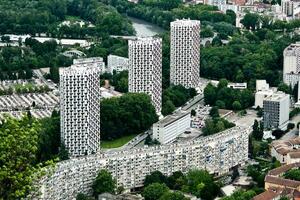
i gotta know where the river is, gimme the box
[129,17,165,37]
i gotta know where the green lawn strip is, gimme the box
[101,134,138,149]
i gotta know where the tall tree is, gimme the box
[0,117,41,199]
[92,170,116,197]
[142,183,169,200]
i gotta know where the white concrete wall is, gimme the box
[30,126,250,200]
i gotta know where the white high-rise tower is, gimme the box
[283,43,300,88]
[60,64,101,157]
[170,19,201,89]
[128,37,162,113]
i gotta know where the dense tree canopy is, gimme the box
[0,111,67,198]
[204,80,254,110]
[162,85,197,115]
[100,93,158,140]
[0,117,41,199]
[142,183,169,200]
[143,170,220,200]
[0,0,134,37]
[92,169,116,197]
[185,170,220,199]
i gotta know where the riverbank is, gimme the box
[128,16,165,37]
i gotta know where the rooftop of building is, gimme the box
[284,42,300,54]
[100,87,122,99]
[271,137,300,156]
[289,151,300,159]
[129,37,162,44]
[263,91,289,102]
[73,57,103,64]
[253,190,279,200]
[60,64,100,74]
[171,19,201,26]
[155,110,190,127]
[266,175,300,188]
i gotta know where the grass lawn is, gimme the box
[101,134,138,149]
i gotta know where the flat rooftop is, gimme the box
[264,92,289,101]
[156,110,190,127]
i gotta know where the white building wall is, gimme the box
[60,65,101,157]
[283,73,300,88]
[153,112,191,144]
[255,90,274,108]
[30,126,250,200]
[107,55,129,74]
[73,57,106,74]
[283,43,300,87]
[279,94,290,129]
[170,19,200,89]
[256,80,270,92]
[128,37,162,113]
[263,93,290,130]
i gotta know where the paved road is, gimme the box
[182,94,204,111]
[281,129,299,140]
[33,69,57,89]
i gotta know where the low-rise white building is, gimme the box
[153,110,191,144]
[107,55,129,74]
[227,82,247,90]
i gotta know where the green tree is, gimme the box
[142,183,169,200]
[204,83,217,105]
[50,66,59,83]
[101,93,158,140]
[36,114,60,162]
[216,100,226,109]
[232,101,242,111]
[0,117,41,199]
[186,169,220,199]
[241,13,260,30]
[284,169,300,181]
[144,171,167,186]
[201,27,214,38]
[162,100,176,116]
[92,170,116,197]
[191,109,196,116]
[209,106,220,118]
[159,191,188,200]
[252,119,263,140]
[166,171,187,190]
[76,193,91,200]
[58,143,69,161]
[278,82,291,94]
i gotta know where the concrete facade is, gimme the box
[263,92,290,130]
[255,80,274,108]
[107,55,129,74]
[128,37,162,113]
[170,19,200,89]
[283,43,300,87]
[30,126,250,200]
[73,57,106,74]
[60,65,101,157]
[153,110,191,144]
